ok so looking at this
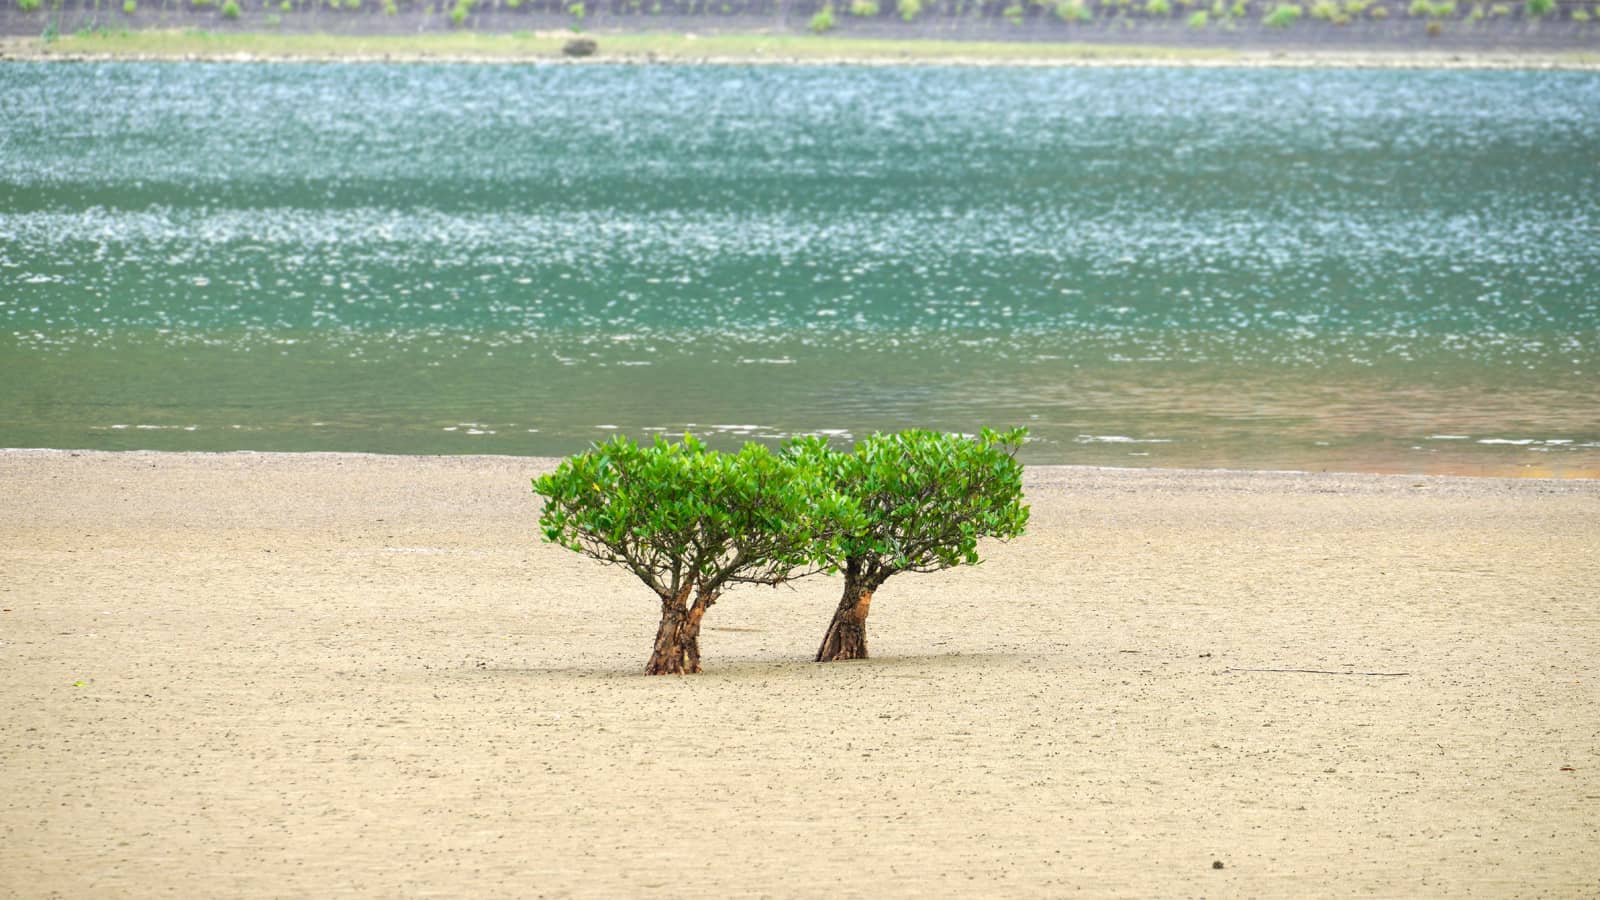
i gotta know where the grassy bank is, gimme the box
[2,27,1257,60]
[4,28,1597,64]
[1,27,1594,64]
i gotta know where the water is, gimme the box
[2,62,1597,475]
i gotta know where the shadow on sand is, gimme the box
[464,650,1020,681]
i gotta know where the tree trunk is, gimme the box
[645,588,714,675]
[683,592,715,672]
[645,588,698,675]
[816,575,873,662]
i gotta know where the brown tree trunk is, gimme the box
[645,588,698,675]
[645,588,715,675]
[816,575,873,662]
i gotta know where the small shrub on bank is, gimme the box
[1263,1,1301,23]
[1524,0,1552,15]
[1055,0,1091,18]
[1409,0,1454,15]
[383,0,397,11]
[1188,8,1208,23]
[1146,0,1171,14]
[809,3,834,30]
[1573,7,1590,18]
[1003,2,1024,21]
[1310,0,1336,16]
[122,0,135,10]
[18,0,42,10]
[221,0,239,15]
[850,0,878,13]
[1369,4,1388,15]
[897,0,921,20]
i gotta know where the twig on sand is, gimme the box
[1224,667,1410,676]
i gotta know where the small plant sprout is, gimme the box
[788,428,1030,663]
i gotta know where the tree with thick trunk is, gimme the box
[645,586,705,675]
[791,427,1030,663]
[815,558,878,661]
[535,434,855,675]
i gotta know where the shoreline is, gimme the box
[7,445,1599,482]
[5,31,1599,68]
[3,446,1596,895]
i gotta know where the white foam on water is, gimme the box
[1075,435,1172,444]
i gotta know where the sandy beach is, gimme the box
[1,449,1596,896]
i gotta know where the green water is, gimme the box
[2,62,1597,475]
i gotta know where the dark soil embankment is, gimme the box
[5,0,1600,52]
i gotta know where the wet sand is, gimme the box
[1,449,1596,896]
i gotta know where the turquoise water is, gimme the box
[2,62,1597,475]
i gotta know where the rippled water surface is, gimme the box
[3,63,1597,474]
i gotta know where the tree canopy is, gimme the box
[790,426,1030,585]
[533,433,857,673]
[790,426,1030,661]
[533,428,1027,671]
